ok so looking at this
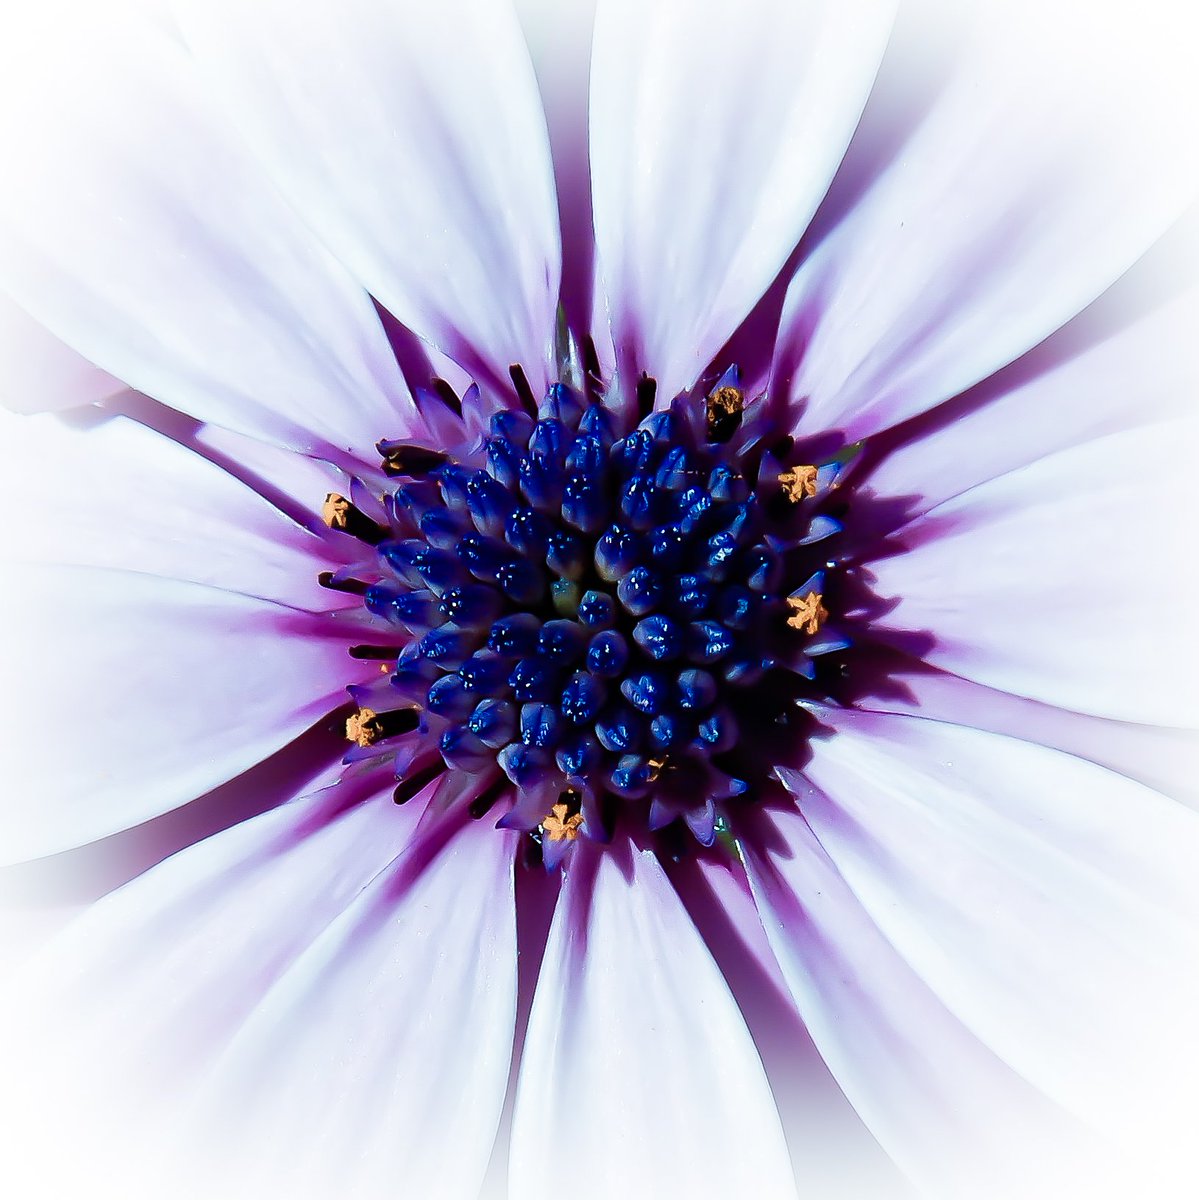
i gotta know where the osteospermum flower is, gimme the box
[2,0,1198,1197]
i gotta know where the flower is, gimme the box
[1,1,1198,1199]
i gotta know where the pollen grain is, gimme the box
[778,465,818,502]
[786,592,829,636]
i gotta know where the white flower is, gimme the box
[1,2,1198,1199]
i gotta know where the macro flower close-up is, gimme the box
[1,0,1198,1197]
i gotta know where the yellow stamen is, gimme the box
[646,757,667,783]
[542,801,584,843]
[786,592,829,636]
[322,492,352,531]
[778,465,818,502]
[706,385,744,439]
[345,707,382,747]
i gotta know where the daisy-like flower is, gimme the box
[1,0,1198,1198]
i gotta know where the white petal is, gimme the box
[777,0,1199,443]
[513,0,605,362]
[775,712,1199,1173]
[0,568,351,861]
[686,857,910,1200]
[0,410,339,605]
[841,671,1199,812]
[0,0,409,454]
[0,777,444,1196]
[866,420,1199,727]
[743,806,1090,1199]
[0,411,359,861]
[509,846,795,1200]
[0,293,126,414]
[175,0,562,396]
[589,0,894,396]
[191,814,518,1200]
[863,283,1199,520]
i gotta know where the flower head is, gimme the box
[1,1,1198,1199]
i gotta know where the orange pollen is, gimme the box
[322,492,352,531]
[345,707,382,747]
[778,465,819,502]
[706,385,744,434]
[542,802,584,843]
[786,592,829,636]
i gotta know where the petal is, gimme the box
[866,420,1199,727]
[677,856,910,1199]
[175,0,562,396]
[509,845,795,1200]
[1,410,338,605]
[513,0,599,339]
[776,0,1199,442]
[589,0,894,396]
[843,669,1199,812]
[0,567,351,861]
[863,282,1199,520]
[0,294,126,414]
[0,775,452,1194]
[776,712,1199,1162]
[0,417,357,859]
[190,813,518,1200]
[742,797,1092,1199]
[0,0,409,454]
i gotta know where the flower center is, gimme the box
[322,370,848,866]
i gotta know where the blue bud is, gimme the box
[620,672,669,716]
[675,668,718,711]
[490,410,534,444]
[539,619,586,665]
[417,627,476,669]
[528,418,570,463]
[457,533,512,584]
[577,590,616,630]
[671,574,713,620]
[438,585,501,627]
[366,584,439,630]
[619,475,657,530]
[616,566,662,616]
[519,452,564,509]
[687,620,734,663]
[546,530,587,580]
[560,672,606,724]
[418,508,462,549]
[595,705,641,753]
[505,506,553,557]
[509,656,561,703]
[695,707,737,753]
[520,703,563,749]
[578,403,616,444]
[556,733,603,778]
[457,651,510,694]
[485,436,521,488]
[654,445,694,492]
[439,726,492,772]
[595,526,641,582]
[586,630,629,678]
[488,613,542,657]
[466,472,514,537]
[608,754,657,798]
[495,559,544,604]
[426,673,475,720]
[633,614,683,661]
[497,742,553,788]
[468,698,518,747]
[648,713,688,751]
